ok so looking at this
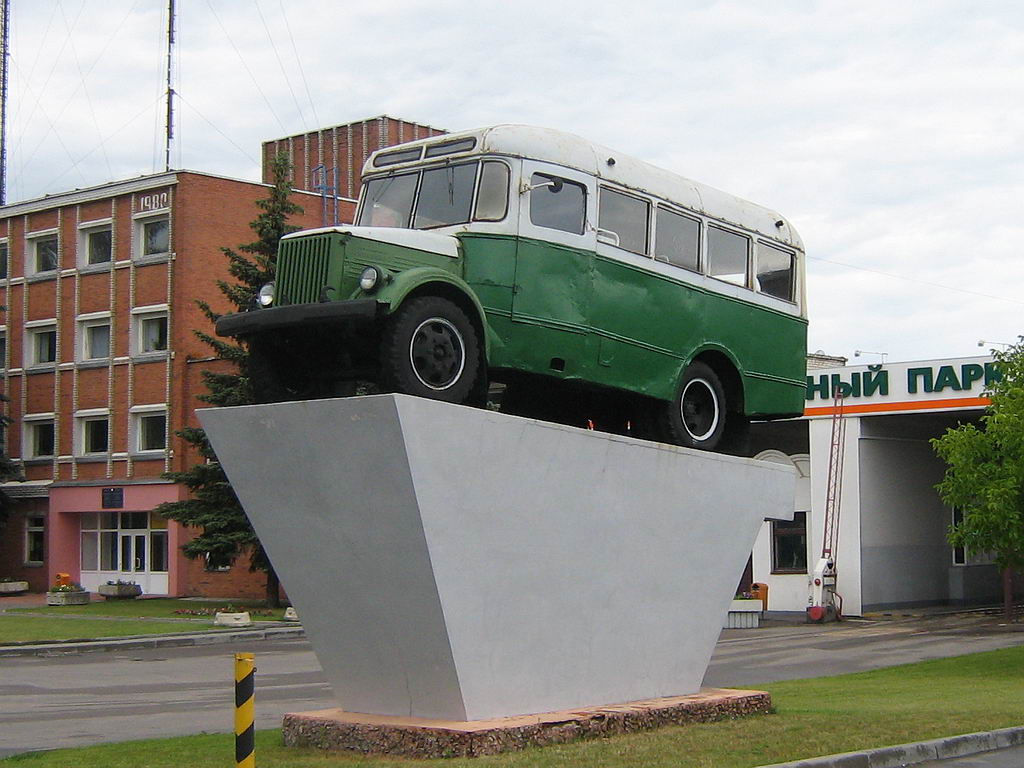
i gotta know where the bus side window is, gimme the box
[474,161,510,222]
[529,173,586,235]
[756,242,795,301]
[654,207,700,272]
[707,226,750,287]
[598,188,649,254]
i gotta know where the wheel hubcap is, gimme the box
[409,317,466,390]
[680,378,719,442]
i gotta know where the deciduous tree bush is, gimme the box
[932,337,1024,618]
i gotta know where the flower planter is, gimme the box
[46,591,91,606]
[724,598,762,629]
[214,611,252,628]
[0,581,29,595]
[97,584,142,600]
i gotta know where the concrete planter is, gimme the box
[97,583,142,600]
[214,611,252,627]
[0,581,29,595]
[46,591,91,606]
[725,599,762,629]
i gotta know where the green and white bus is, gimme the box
[217,125,807,452]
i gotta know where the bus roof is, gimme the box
[362,124,803,251]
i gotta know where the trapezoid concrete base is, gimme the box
[200,394,795,722]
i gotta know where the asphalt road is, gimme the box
[1,613,1022,759]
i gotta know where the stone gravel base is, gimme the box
[283,688,771,758]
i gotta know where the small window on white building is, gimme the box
[26,324,57,366]
[78,315,111,361]
[25,514,45,564]
[131,308,169,356]
[771,511,808,573]
[132,408,167,453]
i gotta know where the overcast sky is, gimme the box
[6,1,1022,364]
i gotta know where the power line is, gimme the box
[807,254,1024,307]
[254,0,306,128]
[176,90,259,166]
[278,0,319,129]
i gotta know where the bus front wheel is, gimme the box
[381,296,481,403]
[663,362,727,451]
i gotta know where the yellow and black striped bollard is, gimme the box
[234,653,256,768]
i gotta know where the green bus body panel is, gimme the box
[275,230,806,417]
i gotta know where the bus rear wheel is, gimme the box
[381,296,481,403]
[663,361,727,451]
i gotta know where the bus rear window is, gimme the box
[707,226,749,287]
[756,242,795,301]
[529,173,586,235]
[358,173,419,228]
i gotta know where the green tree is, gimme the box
[155,154,302,607]
[932,337,1024,619]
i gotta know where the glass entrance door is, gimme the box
[80,510,169,594]
[120,533,147,575]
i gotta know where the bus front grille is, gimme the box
[277,236,332,306]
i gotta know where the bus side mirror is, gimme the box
[521,178,564,195]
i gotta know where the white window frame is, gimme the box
[25,513,45,565]
[77,312,112,362]
[26,230,60,276]
[0,237,9,280]
[131,305,169,357]
[134,214,170,260]
[131,405,167,455]
[75,409,111,456]
[23,414,56,460]
[77,219,113,268]
[24,319,58,367]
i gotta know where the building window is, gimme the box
[29,235,59,275]
[76,414,110,455]
[78,317,111,361]
[137,217,169,258]
[951,508,995,566]
[25,324,58,367]
[0,329,6,370]
[80,225,113,266]
[25,514,45,564]
[133,409,167,453]
[772,510,808,573]
[0,241,8,279]
[80,511,168,573]
[25,419,56,459]
[132,309,168,355]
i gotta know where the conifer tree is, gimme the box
[156,155,301,607]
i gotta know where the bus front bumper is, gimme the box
[215,299,385,338]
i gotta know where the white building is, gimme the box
[749,355,1001,615]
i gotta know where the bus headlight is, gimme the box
[257,282,275,307]
[360,266,382,292]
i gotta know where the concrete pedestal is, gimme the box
[201,394,795,722]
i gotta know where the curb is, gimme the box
[756,725,1024,768]
[0,625,305,657]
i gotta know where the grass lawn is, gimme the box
[3,644,1022,767]
[0,598,290,643]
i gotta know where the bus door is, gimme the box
[512,161,596,377]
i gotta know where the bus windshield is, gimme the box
[357,161,509,229]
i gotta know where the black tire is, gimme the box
[663,361,727,451]
[380,296,481,403]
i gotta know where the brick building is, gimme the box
[0,170,332,597]
[0,115,445,598]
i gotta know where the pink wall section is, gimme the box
[46,483,188,590]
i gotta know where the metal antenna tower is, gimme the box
[0,0,10,204]
[163,0,176,172]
